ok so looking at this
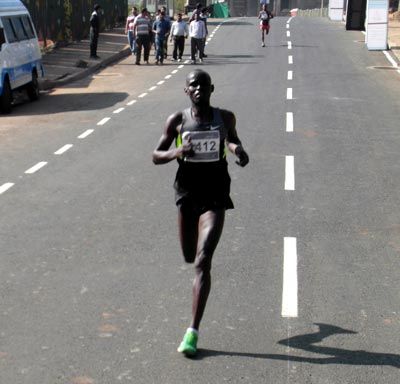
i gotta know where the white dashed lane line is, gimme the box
[287,88,293,100]
[54,144,73,155]
[0,183,14,195]
[288,55,293,64]
[97,117,110,125]
[149,86,157,91]
[126,100,137,106]
[288,70,293,80]
[285,156,295,191]
[25,162,47,174]
[288,41,292,50]
[78,129,94,139]
[138,92,148,98]
[282,237,298,317]
[286,112,294,132]
[113,107,125,114]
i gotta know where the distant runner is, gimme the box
[258,4,273,47]
[152,70,249,356]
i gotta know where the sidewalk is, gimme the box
[39,27,131,91]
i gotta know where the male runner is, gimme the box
[258,4,274,47]
[152,70,249,356]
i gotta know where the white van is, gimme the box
[0,0,44,113]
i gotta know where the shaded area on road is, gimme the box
[195,323,400,368]
[9,92,129,116]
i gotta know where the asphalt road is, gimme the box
[1,16,400,384]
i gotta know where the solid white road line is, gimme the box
[127,100,137,106]
[0,183,14,195]
[97,117,110,126]
[285,155,295,190]
[288,55,293,64]
[286,112,294,132]
[288,70,293,80]
[113,107,125,114]
[383,50,399,68]
[78,129,94,139]
[287,88,293,100]
[54,144,73,155]
[25,162,47,174]
[282,237,298,318]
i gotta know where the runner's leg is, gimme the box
[191,209,225,330]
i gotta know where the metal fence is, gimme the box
[22,0,127,47]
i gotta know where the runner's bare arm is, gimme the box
[152,112,192,164]
[221,110,249,167]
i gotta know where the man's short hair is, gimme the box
[94,4,101,10]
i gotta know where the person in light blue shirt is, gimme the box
[152,11,171,64]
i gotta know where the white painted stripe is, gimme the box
[138,93,148,98]
[78,129,94,139]
[282,237,298,317]
[157,80,165,85]
[25,161,47,174]
[113,107,124,114]
[0,183,14,195]
[288,70,293,80]
[97,117,110,126]
[178,65,184,69]
[383,50,398,68]
[127,100,137,106]
[288,41,292,50]
[184,60,190,64]
[285,156,295,190]
[207,38,212,42]
[286,112,294,132]
[54,144,73,155]
[288,55,293,64]
[287,31,291,37]
[286,24,290,29]
[165,75,172,79]
[287,88,293,100]
[171,70,178,74]
[149,86,157,91]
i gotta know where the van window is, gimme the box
[2,17,18,43]
[0,28,5,50]
[11,16,29,41]
[21,15,35,39]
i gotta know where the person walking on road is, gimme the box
[189,12,206,64]
[89,4,101,59]
[152,69,249,356]
[133,8,152,65]
[125,6,138,56]
[153,11,171,65]
[258,4,273,47]
[170,13,188,62]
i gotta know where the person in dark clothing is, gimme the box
[89,4,101,59]
[152,70,249,356]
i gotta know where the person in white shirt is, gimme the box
[125,7,138,55]
[170,13,188,61]
[189,12,206,64]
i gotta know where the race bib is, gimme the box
[184,130,220,162]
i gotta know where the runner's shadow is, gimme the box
[194,323,400,368]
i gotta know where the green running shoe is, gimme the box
[177,329,198,356]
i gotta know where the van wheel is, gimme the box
[0,79,12,114]
[27,71,40,101]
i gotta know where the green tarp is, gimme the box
[211,2,230,18]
